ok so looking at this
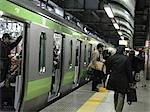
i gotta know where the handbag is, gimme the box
[134,73,140,82]
[127,88,137,102]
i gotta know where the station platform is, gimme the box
[40,81,150,112]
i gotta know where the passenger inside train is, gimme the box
[0,16,24,110]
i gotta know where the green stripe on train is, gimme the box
[0,0,86,40]
[0,0,98,44]
[62,71,75,86]
[25,77,52,101]
[80,68,88,78]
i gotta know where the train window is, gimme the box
[75,46,79,66]
[39,32,46,73]
[84,44,86,65]
[69,40,73,68]
[88,44,92,63]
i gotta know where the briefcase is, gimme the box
[127,88,137,102]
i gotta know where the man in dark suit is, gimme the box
[106,46,133,112]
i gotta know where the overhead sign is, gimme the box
[119,40,128,47]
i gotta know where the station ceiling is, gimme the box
[51,0,149,48]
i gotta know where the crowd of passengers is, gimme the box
[88,43,146,112]
[0,33,22,87]
[0,33,147,112]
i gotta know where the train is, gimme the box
[0,0,108,111]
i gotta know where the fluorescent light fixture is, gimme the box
[120,36,124,40]
[118,31,122,35]
[0,11,3,16]
[113,23,119,29]
[111,19,115,23]
[125,48,130,51]
[104,5,114,18]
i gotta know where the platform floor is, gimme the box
[40,81,150,112]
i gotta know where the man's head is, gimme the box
[129,50,135,57]
[138,48,144,54]
[97,43,104,52]
[2,33,11,44]
[116,45,125,54]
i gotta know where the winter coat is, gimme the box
[129,56,140,72]
[136,53,145,71]
[106,53,133,93]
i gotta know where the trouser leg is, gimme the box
[92,70,98,90]
[114,92,118,110]
[92,76,98,90]
[115,92,125,112]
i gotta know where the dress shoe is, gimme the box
[92,89,99,92]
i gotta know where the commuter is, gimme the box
[137,49,146,87]
[128,50,138,103]
[128,50,139,84]
[106,46,133,112]
[0,33,22,110]
[103,50,111,61]
[88,43,104,92]
[102,50,111,87]
[0,33,22,87]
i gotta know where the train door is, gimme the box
[87,44,92,66]
[0,16,24,111]
[60,35,75,92]
[73,40,81,85]
[79,42,88,83]
[49,33,63,99]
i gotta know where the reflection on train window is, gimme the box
[69,40,73,67]
[75,46,79,66]
[53,33,62,70]
[88,44,92,64]
[39,32,46,73]
[84,45,86,65]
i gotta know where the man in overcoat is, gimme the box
[106,46,133,112]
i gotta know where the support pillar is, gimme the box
[146,3,150,80]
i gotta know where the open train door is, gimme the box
[0,16,25,111]
[73,40,81,86]
[48,33,63,100]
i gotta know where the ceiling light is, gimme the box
[118,31,122,35]
[0,11,3,16]
[113,23,119,29]
[104,5,114,18]
[120,36,124,40]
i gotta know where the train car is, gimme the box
[0,0,106,111]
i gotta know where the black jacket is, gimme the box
[106,53,133,93]
[136,53,145,71]
[129,56,140,72]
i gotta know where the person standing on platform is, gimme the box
[128,50,139,85]
[88,43,104,92]
[137,49,147,87]
[106,46,133,112]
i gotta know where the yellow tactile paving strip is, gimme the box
[77,87,108,112]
